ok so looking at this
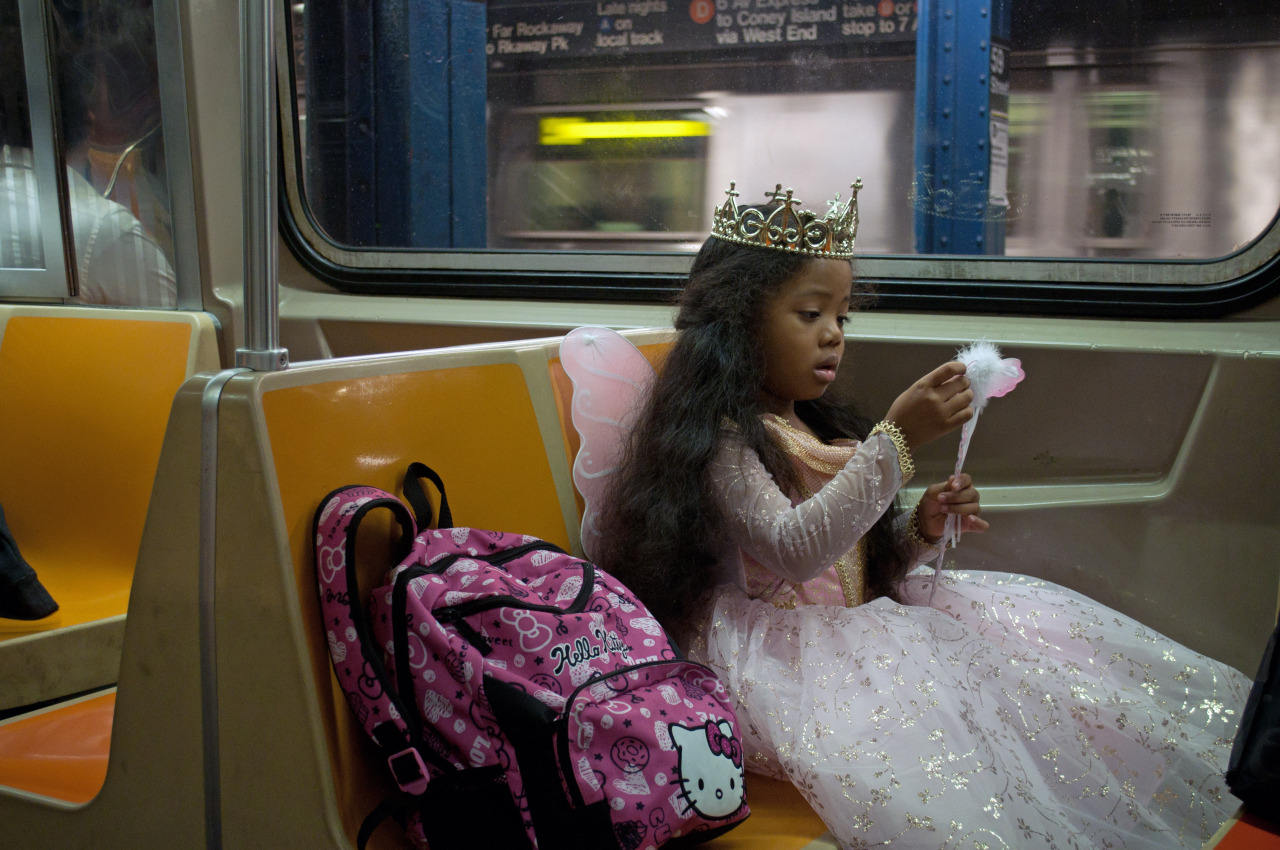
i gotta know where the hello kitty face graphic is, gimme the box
[669,720,745,820]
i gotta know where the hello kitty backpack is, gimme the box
[314,463,750,850]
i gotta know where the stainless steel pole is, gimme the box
[236,0,288,371]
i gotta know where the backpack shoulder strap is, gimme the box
[404,462,453,530]
[313,485,454,791]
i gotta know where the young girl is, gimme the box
[587,183,1249,849]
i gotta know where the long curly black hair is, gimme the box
[593,230,912,639]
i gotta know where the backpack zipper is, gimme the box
[396,541,593,655]
[432,543,593,620]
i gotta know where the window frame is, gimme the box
[277,5,1280,319]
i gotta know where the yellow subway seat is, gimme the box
[0,309,218,713]
[263,359,571,848]
[0,316,191,580]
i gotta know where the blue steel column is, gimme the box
[309,0,486,248]
[304,0,375,246]
[913,0,1010,255]
[403,0,488,248]
[448,0,488,247]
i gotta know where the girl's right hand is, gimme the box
[884,361,974,449]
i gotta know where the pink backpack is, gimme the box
[313,463,750,849]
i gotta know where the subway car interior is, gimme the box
[1,0,1279,847]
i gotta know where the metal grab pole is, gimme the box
[236,0,288,371]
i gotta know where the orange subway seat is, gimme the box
[0,691,114,804]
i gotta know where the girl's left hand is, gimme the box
[917,474,989,541]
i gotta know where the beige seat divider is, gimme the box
[0,370,222,847]
[0,306,220,710]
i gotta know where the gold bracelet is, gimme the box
[906,505,939,548]
[869,421,915,484]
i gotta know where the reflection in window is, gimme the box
[1003,95,1045,246]
[70,0,174,270]
[1082,91,1156,255]
[63,0,176,306]
[492,108,708,249]
[1,0,175,306]
[288,1,1280,264]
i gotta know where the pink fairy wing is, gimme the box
[560,327,657,561]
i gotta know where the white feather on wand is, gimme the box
[927,341,1024,602]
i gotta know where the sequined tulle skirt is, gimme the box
[687,571,1250,849]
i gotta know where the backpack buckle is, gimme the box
[387,747,430,795]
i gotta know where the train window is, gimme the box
[0,0,177,308]
[284,1,1280,311]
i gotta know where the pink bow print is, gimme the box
[705,722,743,767]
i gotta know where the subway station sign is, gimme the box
[486,0,918,62]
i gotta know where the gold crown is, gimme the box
[710,180,862,258]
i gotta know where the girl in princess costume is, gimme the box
[561,181,1249,849]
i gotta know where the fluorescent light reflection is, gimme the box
[540,117,711,145]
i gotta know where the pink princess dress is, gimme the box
[689,415,1248,849]
[559,327,1248,849]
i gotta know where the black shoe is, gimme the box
[0,504,58,620]
[0,573,59,620]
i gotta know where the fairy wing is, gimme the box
[559,327,657,561]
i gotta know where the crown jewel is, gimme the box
[710,180,862,258]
